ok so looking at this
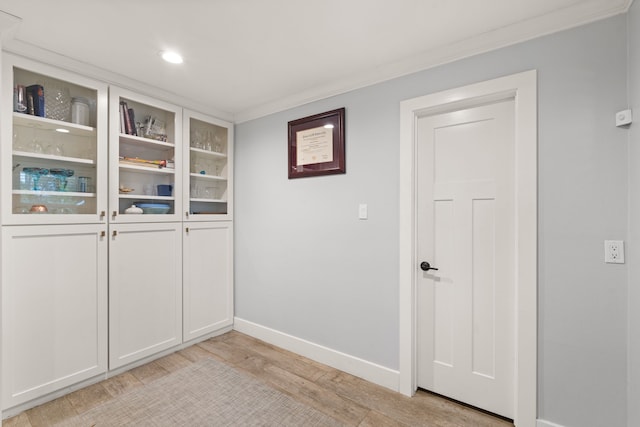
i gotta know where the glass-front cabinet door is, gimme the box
[108,87,182,223]
[1,54,108,224]
[183,109,233,221]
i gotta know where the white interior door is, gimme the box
[416,99,515,418]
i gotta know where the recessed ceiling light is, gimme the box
[161,51,183,64]
[55,128,69,133]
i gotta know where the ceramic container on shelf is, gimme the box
[124,204,143,214]
[71,97,90,126]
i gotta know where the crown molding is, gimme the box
[1,39,234,123]
[0,10,20,41]
[234,0,631,123]
[3,0,632,125]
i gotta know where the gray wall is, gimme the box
[235,15,629,427]
[628,2,640,427]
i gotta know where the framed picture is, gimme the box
[288,108,345,179]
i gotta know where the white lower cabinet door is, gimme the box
[1,224,108,410]
[109,222,182,369]
[183,221,233,342]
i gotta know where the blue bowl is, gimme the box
[137,203,170,214]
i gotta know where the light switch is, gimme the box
[358,204,368,220]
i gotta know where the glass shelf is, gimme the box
[14,150,96,166]
[13,189,96,197]
[190,198,226,203]
[189,173,226,181]
[14,112,95,136]
[190,147,227,158]
[120,133,175,149]
[119,163,176,175]
[119,194,174,201]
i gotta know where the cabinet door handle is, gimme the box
[112,210,118,219]
[112,230,118,237]
[185,227,189,233]
[185,211,189,218]
[100,210,106,220]
[100,231,106,238]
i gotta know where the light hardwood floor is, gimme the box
[2,331,513,426]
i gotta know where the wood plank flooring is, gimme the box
[2,331,513,427]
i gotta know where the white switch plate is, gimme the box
[604,240,624,264]
[358,204,368,220]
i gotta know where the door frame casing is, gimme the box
[398,70,537,427]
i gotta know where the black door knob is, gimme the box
[420,261,439,272]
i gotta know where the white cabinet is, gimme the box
[183,221,233,342]
[1,54,108,225]
[1,225,108,409]
[182,109,233,221]
[107,88,185,370]
[108,87,182,223]
[0,54,109,411]
[108,222,182,369]
[181,110,234,342]
[0,55,234,412]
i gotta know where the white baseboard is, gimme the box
[233,317,400,392]
[537,420,566,427]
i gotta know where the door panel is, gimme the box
[472,198,496,378]
[109,222,182,369]
[433,199,454,367]
[417,100,515,418]
[2,225,107,409]
[183,221,233,342]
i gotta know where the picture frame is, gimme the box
[288,108,345,179]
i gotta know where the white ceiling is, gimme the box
[0,0,631,122]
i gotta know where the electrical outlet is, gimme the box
[604,240,624,264]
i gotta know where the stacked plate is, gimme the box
[137,203,170,214]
